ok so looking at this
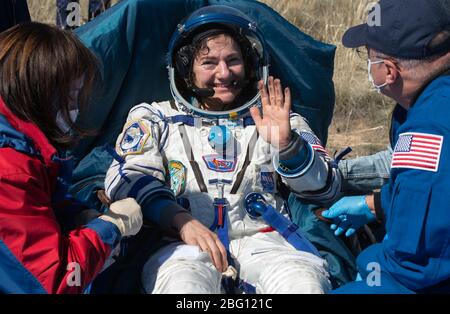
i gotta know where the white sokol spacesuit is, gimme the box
[105,5,342,294]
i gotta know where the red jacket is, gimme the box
[0,98,121,293]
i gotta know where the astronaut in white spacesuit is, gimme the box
[105,5,342,294]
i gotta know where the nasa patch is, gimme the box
[117,120,151,156]
[260,171,275,193]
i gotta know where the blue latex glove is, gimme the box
[321,196,376,237]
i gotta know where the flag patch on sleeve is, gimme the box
[299,131,330,158]
[391,132,443,172]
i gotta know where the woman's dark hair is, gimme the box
[0,22,99,149]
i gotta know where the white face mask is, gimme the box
[367,59,388,94]
[56,109,79,133]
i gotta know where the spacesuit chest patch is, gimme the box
[117,120,150,156]
[202,154,236,172]
[260,171,275,192]
[169,160,186,196]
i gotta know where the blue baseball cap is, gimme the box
[342,0,450,59]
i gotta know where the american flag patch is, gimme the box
[391,132,443,172]
[299,131,330,157]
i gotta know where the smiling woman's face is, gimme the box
[192,34,245,107]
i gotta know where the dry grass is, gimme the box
[27,0,393,156]
[28,0,55,25]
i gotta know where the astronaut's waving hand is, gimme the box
[250,76,292,150]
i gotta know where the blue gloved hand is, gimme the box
[321,195,376,237]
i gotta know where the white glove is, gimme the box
[99,198,143,237]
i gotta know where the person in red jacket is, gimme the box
[0,22,143,294]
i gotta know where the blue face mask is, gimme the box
[367,59,388,93]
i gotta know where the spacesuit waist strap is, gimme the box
[261,206,321,257]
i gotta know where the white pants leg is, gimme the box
[230,232,332,294]
[141,241,222,294]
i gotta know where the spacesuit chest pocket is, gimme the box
[388,183,431,255]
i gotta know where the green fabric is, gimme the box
[288,194,357,288]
